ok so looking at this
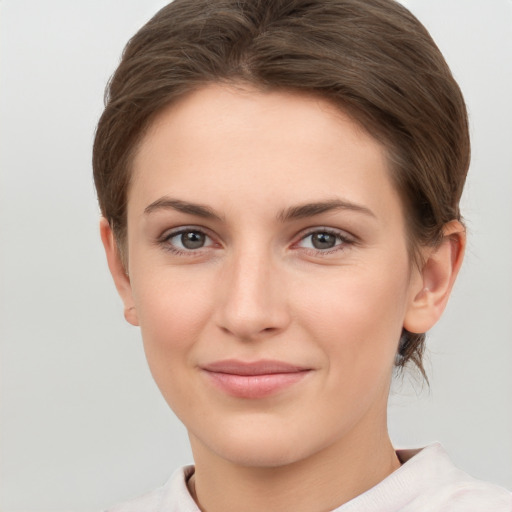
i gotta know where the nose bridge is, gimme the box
[216,242,288,339]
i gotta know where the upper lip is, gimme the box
[202,359,310,376]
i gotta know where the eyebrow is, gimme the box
[277,199,376,222]
[144,197,375,222]
[144,197,223,221]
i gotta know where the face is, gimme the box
[116,84,427,468]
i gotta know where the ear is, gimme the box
[99,217,139,326]
[404,220,466,334]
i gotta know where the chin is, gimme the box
[189,414,337,469]
[214,437,306,468]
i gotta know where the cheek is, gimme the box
[130,268,215,385]
[294,264,410,374]
[290,269,410,437]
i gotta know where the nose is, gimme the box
[214,248,291,340]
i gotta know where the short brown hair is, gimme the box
[93,0,470,378]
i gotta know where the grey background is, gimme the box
[1,1,511,510]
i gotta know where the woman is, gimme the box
[93,0,512,510]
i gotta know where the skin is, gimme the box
[101,83,465,512]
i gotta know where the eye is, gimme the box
[162,228,215,253]
[296,229,352,252]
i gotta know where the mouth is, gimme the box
[201,359,312,399]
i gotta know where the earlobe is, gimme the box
[404,220,466,334]
[99,218,139,326]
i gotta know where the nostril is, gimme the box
[217,320,285,340]
[214,262,291,339]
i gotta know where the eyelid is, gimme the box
[293,226,356,253]
[158,225,220,254]
[156,225,356,256]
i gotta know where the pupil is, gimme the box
[312,232,336,249]
[181,231,205,249]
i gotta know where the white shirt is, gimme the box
[107,444,512,511]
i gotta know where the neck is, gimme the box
[188,414,400,512]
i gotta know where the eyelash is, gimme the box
[158,226,355,257]
[294,228,355,256]
[158,226,217,256]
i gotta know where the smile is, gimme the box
[201,359,312,399]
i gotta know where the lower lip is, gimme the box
[203,371,310,399]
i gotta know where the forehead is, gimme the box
[136,84,375,163]
[129,83,403,225]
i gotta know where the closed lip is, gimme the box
[200,359,312,398]
[201,359,311,375]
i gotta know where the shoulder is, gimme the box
[396,444,512,512]
[339,444,511,512]
[423,480,512,511]
[106,466,199,512]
